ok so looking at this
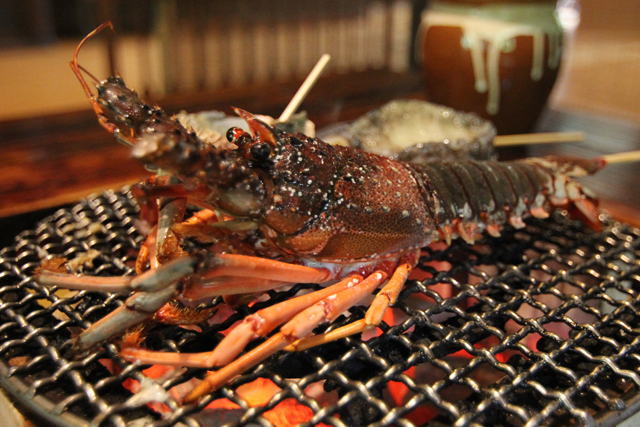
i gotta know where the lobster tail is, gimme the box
[524,156,603,230]
[408,155,604,243]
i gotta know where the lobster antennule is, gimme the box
[70,21,115,106]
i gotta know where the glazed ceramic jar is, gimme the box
[418,0,563,134]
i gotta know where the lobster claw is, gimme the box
[233,108,281,150]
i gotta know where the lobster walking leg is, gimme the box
[37,254,336,349]
[119,274,364,367]
[200,254,333,284]
[120,260,413,396]
[65,258,195,352]
[286,262,413,352]
[36,256,195,293]
[131,180,191,231]
[183,270,389,402]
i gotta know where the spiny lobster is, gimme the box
[37,22,607,403]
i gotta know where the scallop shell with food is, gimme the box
[319,100,497,163]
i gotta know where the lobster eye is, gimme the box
[227,126,250,144]
[226,127,235,142]
[250,143,271,161]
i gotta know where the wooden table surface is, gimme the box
[0,69,638,247]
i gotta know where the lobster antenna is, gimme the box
[494,131,585,147]
[599,150,640,164]
[76,63,100,85]
[278,54,331,123]
[70,21,115,102]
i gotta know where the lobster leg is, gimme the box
[36,256,195,293]
[181,277,292,301]
[199,253,333,285]
[63,257,195,352]
[37,254,335,349]
[75,284,177,352]
[131,180,213,229]
[285,262,413,352]
[566,180,601,229]
[179,253,338,304]
[183,271,389,402]
[119,274,364,366]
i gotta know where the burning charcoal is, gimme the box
[142,326,204,353]
[269,352,316,379]
[410,325,444,343]
[432,341,464,359]
[179,329,225,354]
[441,314,467,330]
[534,365,574,390]
[338,387,383,427]
[323,352,381,395]
[506,354,531,372]
[486,313,510,331]
[0,290,21,304]
[509,386,544,410]
[463,326,492,344]
[191,408,245,426]
[536,336,559,352]
[142,329,172,351]
[428,418,462,427]
[413,337,433,350]
[372,336,411,365]
[49,329,72,347]
[159,324,201,345]
[476,406,524,427]
[620,313,640,328]
[313,338,352,361]
[141,324,221,354]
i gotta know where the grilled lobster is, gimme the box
[36,23,607,403]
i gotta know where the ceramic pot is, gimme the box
[418,0,563,134]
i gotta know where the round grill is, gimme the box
[0,189,639,427]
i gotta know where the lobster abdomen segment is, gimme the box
[408,157,602,241]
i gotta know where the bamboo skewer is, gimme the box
[599,150,640,164]
[278,54,331,123]
[494,131,585,147]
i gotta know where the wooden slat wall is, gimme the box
[117,0,413,98]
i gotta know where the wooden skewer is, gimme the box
[599,150,640,164]
[494,131,585,147]
[278,54,331,123]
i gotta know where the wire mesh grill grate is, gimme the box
[0,188,640,427]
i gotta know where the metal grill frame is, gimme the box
[0,188,639,427]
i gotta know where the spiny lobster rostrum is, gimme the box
[36,23,607,403]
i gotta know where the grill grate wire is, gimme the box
[0,188,639,427]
